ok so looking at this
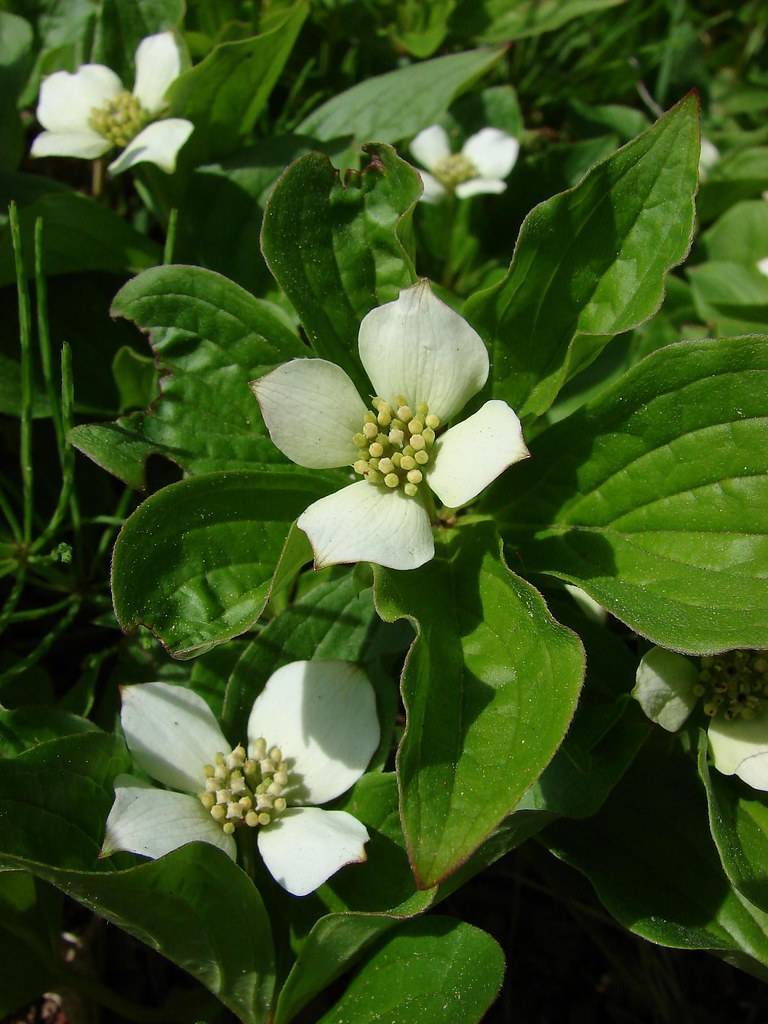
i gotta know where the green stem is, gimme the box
[9,203,34,545]
[91,156,105,199]
[31,343,75,555]
[92,486,132,573]
[0,597,81,681]
[34,218,65,463]
[7,595,73,622]
[422,487,439,524]
[163,207,179,264]
[0,481,21,542]
[444,197,475,289]
[0,567,27,640]
[236,825,259,880]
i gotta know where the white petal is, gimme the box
[461,127,519,180]
[31,130,111,160]
[297,481,434,570]
[428,400,529,509]
[418,170,447,204]
[709,706,768,790]
[107,118,193,175]
[247,660,379,806]
[358,280,489,422]
[133,31,183,115]
[37,65,123,134]
[121,682,229,794]
[101,781,236,860]
[454,178,507,199]
[757,257,768,277]
[631,647,698,732]
[251,359,366,469]
[257,807,368,896]
[410,124,451,171]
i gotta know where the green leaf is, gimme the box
[465,95,699,420]
[297,47,504,147]
[19,1,95,106]
[451,0,626,43]
[688,261,768,335]
[0,707,97,757]
[178,136,348,295]
[1,264,140,419]
[111,469,338,658]
[698,147,768,223]
[222,571,398,775]
[374,524,584,888]
[450,83,523,140]
[327,773,436,916]
[0,186,159,285]
[275,915,403,1024]
[393,0,456,58]
[223,572,378,736]
[518,591,649,819]
[261,143,421,393]
[111,345,158,412]
[0,13,33,171]
[493,336,768,654]
[701,200,768,267]
[544,739,768,976]
[91,0,184,82]
[0,735,275,1024]
[0,873,59,1016]
[570,99,650,141]
[274,774,434,1024]
[69,264,304,487]
[317,917,504,1024]
[168,2,308,162]
[699,735,768,914]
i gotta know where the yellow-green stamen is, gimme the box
[89,91,148,148]
[697,651,768,721]
[198,740,292,832]
[352,395,441,497]
[432,153,478,190]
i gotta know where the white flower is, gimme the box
[30,32,193,175]
[101,661,380,896]
[409,124,519,203]
[250,281,529,571]
[633,646,768,790]
[757,257,768,277]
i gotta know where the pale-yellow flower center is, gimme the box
[351,396,441,498]
[432,153,477,189]
[698,651,768,721]
[89,91,148,148]
[199,739,291,835]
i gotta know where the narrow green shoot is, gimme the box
[9,203,34,545]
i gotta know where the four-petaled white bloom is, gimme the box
[101,661,380,896]
[409,124,519,203]
[633,646,768,790]
[251,281,529,571]
[31,32,193,175]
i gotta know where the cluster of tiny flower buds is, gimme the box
[432,153,478,189]
[696,651,768,720]
[199,739,289,834]
[89,91,147,147]
[352,395,440,497]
